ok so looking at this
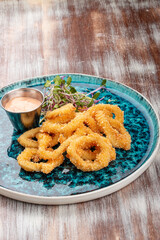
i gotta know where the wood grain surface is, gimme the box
[0,0,160,239]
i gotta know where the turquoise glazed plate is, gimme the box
[0,74,159,205]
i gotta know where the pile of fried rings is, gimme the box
[17,103,131,174]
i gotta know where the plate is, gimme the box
[0,74,159,205]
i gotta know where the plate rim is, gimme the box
[0,73,160,205]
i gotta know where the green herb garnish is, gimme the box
[41,76,107,120]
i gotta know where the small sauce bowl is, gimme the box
[1,88,44,132]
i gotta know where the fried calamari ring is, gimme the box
[74,134,116,161]
[42,111,98,138]
[74,125,94,136]
[41,113,86,137]
[61,113,86,137]
[37,133,78,161]
[17,148,42,172]
[45,103,76,123]
[83,113,100,133]
[95,111,131,150]
[37,133,60,161]
[46,115,73,124]
[17,148,63,174]
[67,134,116,171]
[37,132,59,149]
[41,120,63,134]
[77,145,101,161]
[58,125,94,144]
[17,127,40,148]
[41,155,63,174]
[58,134,67,144]
[87,104,124,123]
[61,112,101,139]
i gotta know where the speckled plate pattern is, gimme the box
[0,74,159,205]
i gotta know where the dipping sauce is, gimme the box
[5,97,42,112]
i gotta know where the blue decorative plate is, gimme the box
[0,74,159,205]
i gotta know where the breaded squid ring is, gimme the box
[47,115,74,124]
[41,120,63,134]
[37,133,78,161]
[74,134,116,161]
[37,132,59,149]
[74,125,94,136]
[42,112,98,137]
[76,145,101,161]
[83,113,100,133]
[41,155,63,174]
[61,113,86,137]
[41,113,86,136]
[67,134,116,171]
[95,111,131,150]
[17,148,63,174]
[61,112,100,138]
[58,125,94,144]
[45,103,76,123]
[37,133,60,161]
[87,104,124,123]
[17,127,40,148]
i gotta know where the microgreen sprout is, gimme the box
[41,76,107,121]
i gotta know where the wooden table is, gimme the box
[0,0,160,239]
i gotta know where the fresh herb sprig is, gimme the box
[41,76,107,119]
